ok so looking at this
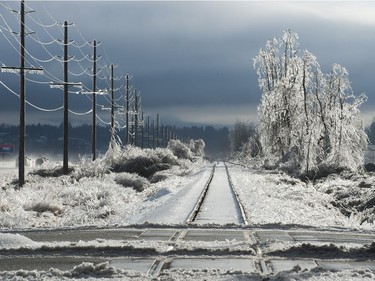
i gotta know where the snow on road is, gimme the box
[1,227,375,280]
[0,233,39,248]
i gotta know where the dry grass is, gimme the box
[25,202,64,216]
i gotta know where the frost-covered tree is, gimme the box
[229,120,261,159]
[254,30,302,158]
[254,29,367,175]
[322,64,368,170]
[229,120,257,152]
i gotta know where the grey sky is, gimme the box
[1,1,375,127]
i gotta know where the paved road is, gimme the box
[2,227,375,276]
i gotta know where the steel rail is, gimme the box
[186,163,216,223]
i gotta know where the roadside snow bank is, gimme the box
[228,165,356,229]
[0,233,39,248]
[0,265,374,281]
[0,262,147,281]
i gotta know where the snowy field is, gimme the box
[1,145,375,280]
[228,164,375,230]
[0,154,207,229]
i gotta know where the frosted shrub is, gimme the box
[30,161,71,178]
[152,148,179,165]
[149,171,170,183]
[73,156,109,181]
[278,146,302,177]
[106,145,182,179]
[189,139,205,157]
[111,154,169,179]
[24,202,64,216]
[70,262,116,278]
[114,172,149,192]
[99,139,125,169]
[168,139,193,160]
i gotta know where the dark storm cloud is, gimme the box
[1,1,375,126]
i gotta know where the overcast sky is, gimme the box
[1,1,375,128]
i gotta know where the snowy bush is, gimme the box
[168,139,193,160]
[0,202,10,212]
[167,138,205,160]
[189,139,205,157]
[24,202,64,216]
[30,165,73,178]
[149,171,170,183]
[153,147,179,163]
[109,147,178,179]
[70,143,183,182]
[73,156,109,180]
[114,172,149,192]
[254,29,368,177]
[278,146,302,177]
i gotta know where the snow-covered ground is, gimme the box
[3,157,373,231]
[1,145,375,280]
[0,158,207,229]
[228,164,374,230]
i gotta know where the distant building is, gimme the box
[0,143,15,160]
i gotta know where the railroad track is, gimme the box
[187,161,248,225]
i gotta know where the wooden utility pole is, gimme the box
[100,64,119,147]
[161,124,164,147]
[134,90,138,146]
[50,21,81,174]
[141,112,144,148]
[1,0,43,186]
[110,64,115,145]
[92,40,97,160]
[147,116,150,148]
[152,118,155,149]
[80,41,105,160]
[19,0,26,185]
[125,75,130,145]
[63,21,69,173]
[156,114,160,147]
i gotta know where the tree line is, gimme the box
[0,123,230,159]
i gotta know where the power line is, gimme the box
[0,81,63,112]
[1,1,150,154]
[0,13,63,84]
